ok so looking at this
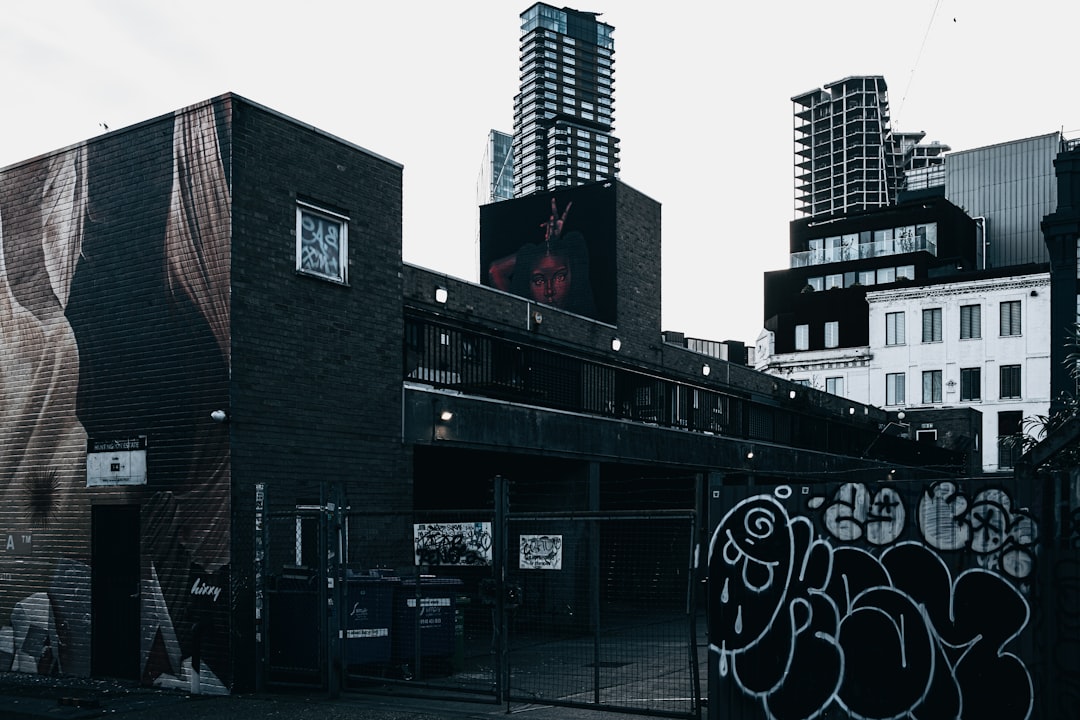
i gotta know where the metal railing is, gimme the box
[790,235,937,268]
[405,317,742,437]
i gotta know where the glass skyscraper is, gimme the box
[512,3,620,198]
[477,129,515,205]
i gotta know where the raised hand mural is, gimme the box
[0,99,231,690]
[709,485,1034,720]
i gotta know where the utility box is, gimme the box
[392,576,464,666]
[344,572,399,666]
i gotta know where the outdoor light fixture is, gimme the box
[702,364,711,377]
[531,310,543,327]
[746,450,754,460]
[210,409,228,423]
[789,390,797,400]
[848,407,856,415]
[611,338,621,352]
[439,410,453,422]
[434,287,448,304]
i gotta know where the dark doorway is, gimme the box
[91,504,140,680]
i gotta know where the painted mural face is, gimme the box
[528,253,571,308]
[710,495,794,651]
[480,185,615,322]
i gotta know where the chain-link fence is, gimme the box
[258,482,704,718]
[505,512,702,717]
[261,504,328,687]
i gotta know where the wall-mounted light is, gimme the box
[611,337,621,352]
[788,389,797,400]
[434,287,448,304]
[531,310,543,327]
[439,410,453,422]
[702,364,711,377]
[746,450,755,460]
[848,407,856,415]
[1030,289,1038,297]
[210,409,229,423]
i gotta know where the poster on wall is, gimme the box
[413,522,493,566]
[519,534,562,570]
[480,182,617,324]
[86,437,148,486]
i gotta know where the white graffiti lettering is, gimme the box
[191,577,222,602]
[710,488,1034,720]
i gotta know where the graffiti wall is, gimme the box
[706,477,1075,720]
[0,99,232,689]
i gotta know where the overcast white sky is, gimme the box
[3,1,1078,344]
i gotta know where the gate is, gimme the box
[258,479,704,718]
[258,490,333,689]
[505,510,703,718]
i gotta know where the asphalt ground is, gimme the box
[0,672,642,720]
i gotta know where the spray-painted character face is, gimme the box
[709,495,796,652]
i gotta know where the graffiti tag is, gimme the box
[710,490,1033,720]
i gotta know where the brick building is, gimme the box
[0,95,964,705]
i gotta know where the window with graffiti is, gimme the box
[296,202,348,283]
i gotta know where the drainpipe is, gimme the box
[973,216,987,269]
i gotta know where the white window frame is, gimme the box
[296,202,349,283]
[1000,300,1022,337]
[922,370,943,404]
[795,324,809,351]
[886,372,905,405]
[960,304,981,340]
[922,307,942,343]
[824,321,839,348]
[886,312,905,346]
[1000,364,1022,399]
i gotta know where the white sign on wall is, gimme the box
[86,437,147,486]
[519,534,563,570]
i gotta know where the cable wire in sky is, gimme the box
[896,0,943,128]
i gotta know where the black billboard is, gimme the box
[480,182,616,324]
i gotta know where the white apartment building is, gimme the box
[867,272,1051,473]
[757,270,1051,474]
[754,331,872,405]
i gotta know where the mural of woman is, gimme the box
[487,197,597,316]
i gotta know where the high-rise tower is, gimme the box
[477,129,515,205]
[792,76,901,218]
[512,3,620,198]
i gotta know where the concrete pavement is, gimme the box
[0,672,645,720]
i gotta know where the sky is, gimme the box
[3,1,1079,345]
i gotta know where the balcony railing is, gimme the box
[402,316,963,470]
[790,236,937,269]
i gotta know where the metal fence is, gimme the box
[259,481,705,718]
[260,504,329,688]
[505,512,702,717]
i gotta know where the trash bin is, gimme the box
[344,571,399,667]
[267,568,320,679]
[392,576,464,666]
